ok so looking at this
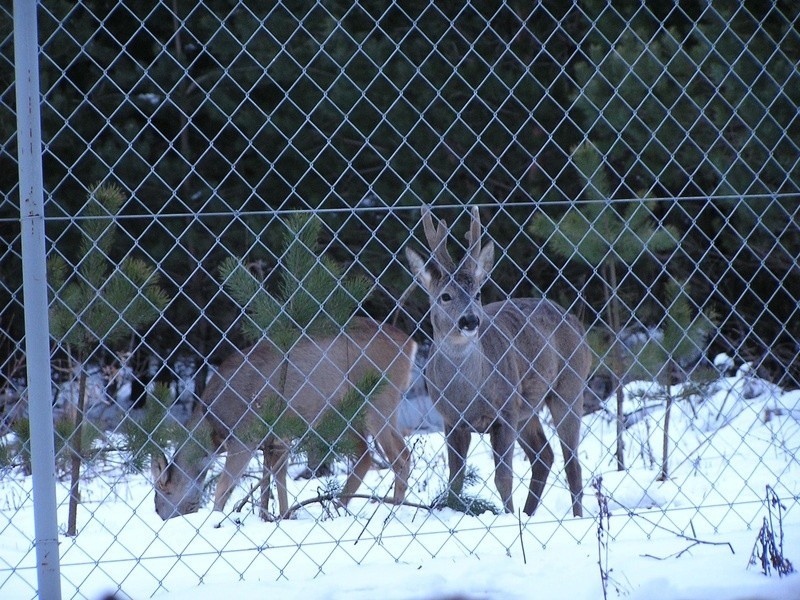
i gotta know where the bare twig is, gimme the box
[231,477,270,516]
[748,485,795,576]
[641,535,734,560]
[354,501,381,546]
[517,508,527,565]
[614,508,735,560]
[593,476,611,600]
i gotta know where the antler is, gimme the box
[465,206,482,265]
[421,206,455,270]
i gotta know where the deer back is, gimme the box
[201,316,415,443]
[481,298,590,414]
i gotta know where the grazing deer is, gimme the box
[152,317,416,520]
[405,206,590,517]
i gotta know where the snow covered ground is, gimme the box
[1,356,799,599]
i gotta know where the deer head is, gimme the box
[152,437,215,520]
[405,206,494,344]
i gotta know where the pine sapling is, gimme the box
[48,183,169,535]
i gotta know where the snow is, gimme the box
[1,356,799,599]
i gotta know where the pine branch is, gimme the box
[303,371,384,460]
[221,213,371,347]
[573,141,612,199]
[123,382,177,469]
[218,256,289,344]
[48,183,168,355]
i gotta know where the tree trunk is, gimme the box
[659,359,677,482]
[603,260,626,471]
[67,364,87,536]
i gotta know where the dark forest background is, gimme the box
[1,0,798,407]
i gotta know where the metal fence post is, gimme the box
[13,1,62,598]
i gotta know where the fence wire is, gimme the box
[2,1,799,598]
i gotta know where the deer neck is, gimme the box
[431,331,489,383]
[174,417,214,480]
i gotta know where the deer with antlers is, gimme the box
[405,206,590,517]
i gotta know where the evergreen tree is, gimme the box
[1,1,589,377]
[4,2,798,432]
[573,0,799,199]
[122,382,180,471]
[47,183,169,536]
[529,142,678,470]
[570,0,800,384]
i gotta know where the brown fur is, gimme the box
[153,317,416,520]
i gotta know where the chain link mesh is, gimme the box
[2,1,799,597]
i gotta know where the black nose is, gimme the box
[458,314,480,331]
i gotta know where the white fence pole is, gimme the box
[13,1,62,598]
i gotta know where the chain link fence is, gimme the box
[2,1,799,598]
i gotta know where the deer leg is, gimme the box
[490,422,517,513]
[213,438,255,513]
[260,443,295,520]
[341,436,371,505]
[519,414,554,516]
[445,424,471,499]
[373,423,411,504]
[549,399,584,517]
[558,436,583,517]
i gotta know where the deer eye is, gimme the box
[440,292,452,303]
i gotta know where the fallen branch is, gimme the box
[225,485,435,525]
[285,492,433,519]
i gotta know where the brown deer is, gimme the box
[405,206,590,517]
[152,317,416,520]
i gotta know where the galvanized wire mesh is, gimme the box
[2,1,799,598]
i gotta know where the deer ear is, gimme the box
[405,247,434,291]
[151,452,171,488]
[475,240,494,282]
